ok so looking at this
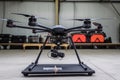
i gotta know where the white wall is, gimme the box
[0,1,120,43]
[59,2,74,28]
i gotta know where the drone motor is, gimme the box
[6,20,14,28]
[28,16,37,26]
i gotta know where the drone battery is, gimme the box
[72,33,87,43]
[11,35,26,43]
[90,34,105,43]
[0,34,11,43]
[28,35,39,43]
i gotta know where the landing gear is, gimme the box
[22,36,95,76]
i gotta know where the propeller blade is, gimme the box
[92,22,103,28]
[0,18,8,21]
[71,18,91,21]
[38,17,48,20]
[9,19,22,23]
[72,19,85,21]
[0,18,22,23]
[91,18,115,21]
[12,13,48,20]
[92,22,101,25]
[71,17,115,21]
[12,13,32,17]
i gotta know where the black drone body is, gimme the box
[51,25,67,36]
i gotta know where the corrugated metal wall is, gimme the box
[0,1,120,43]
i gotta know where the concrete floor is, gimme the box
[0,49,120,80]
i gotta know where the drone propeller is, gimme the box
[0,18,22,23]
[93,22,101,26]
[12,13,48,20]
[72,18,115,21]
[92,22,103,29]
[72,18,90,21]
[12,13,32,17]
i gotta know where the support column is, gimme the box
[55,0,60,25]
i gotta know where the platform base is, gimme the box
[22,63,95,76]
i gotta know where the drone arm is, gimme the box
[13,25,45,30]
[32,29,48,33]
[33,23,52,31]
[9,25,51,32]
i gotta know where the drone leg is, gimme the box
[35,36,50,64]
[28,36,50,71]
[69,36,81,64]
[69,36,88,70]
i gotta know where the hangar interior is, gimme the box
[0,0,120,80]
[0,0,120,43]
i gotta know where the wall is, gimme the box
[0,1,120,43]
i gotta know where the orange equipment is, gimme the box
[90,34,105,43]
[72,34,87,43]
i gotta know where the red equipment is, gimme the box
[72,34,87,43]
[90,34,105,43]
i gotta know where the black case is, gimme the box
[28,35,39,43]
[0,34,11,43]
[11,35,26,43]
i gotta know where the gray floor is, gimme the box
[0,49,120,80]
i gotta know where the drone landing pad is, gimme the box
[22,63,95,76]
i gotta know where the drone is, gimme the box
[1,13,111,76]
[1,13,104,45]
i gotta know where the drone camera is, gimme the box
[51,49,65,58]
